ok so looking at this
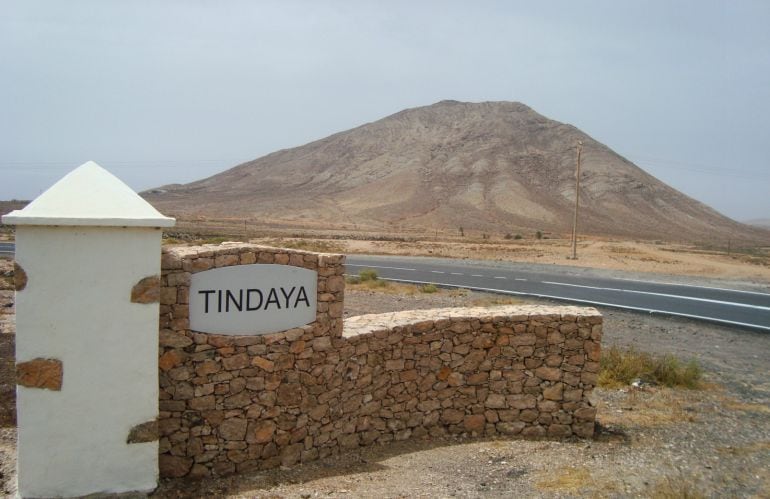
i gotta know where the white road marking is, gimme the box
[541,281,770,311]
[515,278,527,281]
[372,277,770,332]
[346,264,416,271]
[471,274,484,277]
[450,272,464,275]
[612,276,770,297]
[494,276,506,279]
[431,271,445,274]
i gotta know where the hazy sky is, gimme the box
[2,1,769,221]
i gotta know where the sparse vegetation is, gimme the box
[358,269,379,282]
[535,230,543,240]
[419,283,438,293]
[470,295,523,307]
[598,346,703,389]
[535,466,593,493]
[647,474,706,499]
[270,239,344,253]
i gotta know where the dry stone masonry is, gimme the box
[158,243,602,479]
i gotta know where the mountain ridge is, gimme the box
[144,100,770,244]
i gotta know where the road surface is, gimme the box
[346,255,770,332]
[0,242,13,258]
[3,243,768,331]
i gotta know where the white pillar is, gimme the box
[3,161,175,498]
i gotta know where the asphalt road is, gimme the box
[0,242,13,258]
[3,242,768,331]
[346,255,770,332]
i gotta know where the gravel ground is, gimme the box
[1,261,769,497]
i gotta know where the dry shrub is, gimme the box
[598,388,700,427]
[535,466,593,492]
[599,346,702,389]
[648,474,706,499]
[470,296,523,307]
[358,269,379,282]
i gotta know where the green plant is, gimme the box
[420,283,438,293]
[535,230,543,240]
[598,346,703,389]
[345,275,361,284]
[514,234,522,240]
[358,269,379,282]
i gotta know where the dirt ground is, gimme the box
[1,249,769,497]
[254,236,770,287]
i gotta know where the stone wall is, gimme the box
[158,244,602,479]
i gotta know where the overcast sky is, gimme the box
[2,1,769,221]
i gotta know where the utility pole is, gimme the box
[570,140,583,260]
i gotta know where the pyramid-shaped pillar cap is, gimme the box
[2,161,176,227]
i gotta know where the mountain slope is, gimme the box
[145,100,769,243]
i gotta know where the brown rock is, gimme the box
[447,372,464,386]
[485,394,507,409]
[543,383,564,401]
[441,408,465,424]
[585,341,601,361]
[252,356,275,372]
[521,425,546,438]
[497,422,525,435]
[215,254,239,267]
[188,464,211,479]
[17,358,62,391]
[535,366,562,382]
[466,372,488,385]
[281,443,304,466]
[189,395,216,411]
[159,455,192,478]
[508,394,537,409]
[14,262,27,291]
[572,421,595,438]
[160,287,177,305]
[463,414,486,432]
[222,353,250,371]
[131,275,160,303]
[547,424,572,438]
[277,383,303,406]
[510,333,536,346]
[574,407,597,421]
[312,337,332,352]
[127,420,158,443]
[436,366,452,381]
[160,329,194,348]
[159,350,184,371]
[385,359,404,371]
[252,420,276,444]
[219,417,248,440]
[326,275,345,292]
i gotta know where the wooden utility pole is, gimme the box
[570,140,583,259]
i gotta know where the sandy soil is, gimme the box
[255,236,770,287]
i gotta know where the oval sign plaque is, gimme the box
[189,264,317,335]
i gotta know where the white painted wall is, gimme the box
[15,226,161,497]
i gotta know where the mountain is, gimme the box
[144,100,770,243]
[746,219,770,230]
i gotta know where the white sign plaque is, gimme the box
[189,264,317,335]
